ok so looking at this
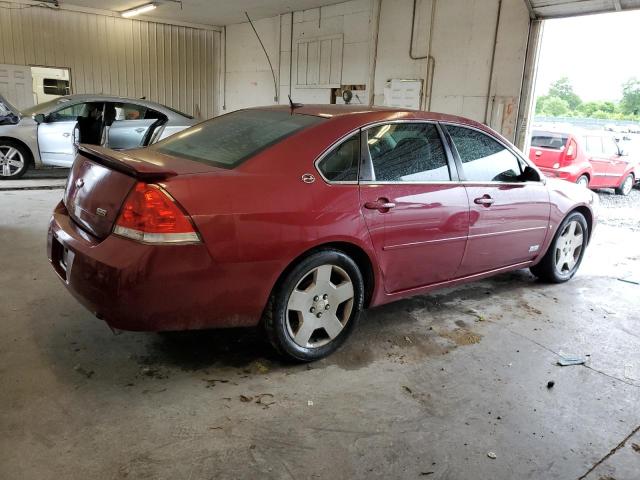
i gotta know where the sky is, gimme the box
[535,10,640,102]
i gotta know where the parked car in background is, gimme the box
[0,94,196,179]
[49,105,597,361]
[529,129,637,195]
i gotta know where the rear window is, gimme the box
[531,132,568,150]
[154,110,324,168]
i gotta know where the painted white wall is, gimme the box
[222,0,531,140]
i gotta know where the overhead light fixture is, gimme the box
[121,2,157,18]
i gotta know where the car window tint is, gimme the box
[366,123,450,182]
[531,132,568,150]
[154,110,324,169]
[317,134,359,182]
[48,103,91,122]
[585,136,603,155]
[447,125,523,182]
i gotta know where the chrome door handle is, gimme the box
[364,200,396,212]
[474,195,494,206]
[62,132,71,137]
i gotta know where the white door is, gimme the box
[38,102,89,167]
[0,64,34,110]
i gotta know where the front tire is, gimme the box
[615,174,634,196]
[530,212,588,283]
[0,140,31,179]
[263,249,364,362]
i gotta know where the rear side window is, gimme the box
[365,123,450,182]
[531,132,568,150]
[447,125,523,182]
[154,110,324,169]
[584,136,603,155]
[317,134,360,182]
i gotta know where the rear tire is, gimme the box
[576,175,589,188]
[0,140,31,179]
[263,249,364,362]
[530,212,588,283]
[615,174,634,196]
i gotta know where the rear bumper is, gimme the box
[47,201,259,331]
[538,166,579,182]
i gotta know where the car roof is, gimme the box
[30,94,193,119]
[256,104,491,130]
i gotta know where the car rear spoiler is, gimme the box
[77,144,177,181]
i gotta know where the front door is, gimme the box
[443,124,550,277]
[584,135,614,188]
[38,102,94,167]
[359,122,469,293]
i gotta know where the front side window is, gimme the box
[154,110,324,169]
[446,125,523,182]
[365,123,450,182]
[602,136,619,156]
[317,134,360,182]
[48,102,103,123]
[113,103,148,121]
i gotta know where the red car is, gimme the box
[48,106,597,361]
[529,129,636,195]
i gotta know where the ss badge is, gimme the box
[96,208,108,217]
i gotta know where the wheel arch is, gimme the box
[269,241,377,309]
[0,136,35,166]
[568,205,594,244]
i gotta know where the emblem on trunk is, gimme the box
[96,208,107,217]
[75,178,84,188]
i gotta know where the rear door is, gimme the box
[107,102,159,149]
[359,121,469,293]
[38,102,90,167]
[442,124,550,277]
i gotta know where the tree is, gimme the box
[548,77,582,110]
[541,96,569,116]
[535,95,549,114]
[620,78,640,116]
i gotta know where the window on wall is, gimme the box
[365,123,450,182]
[317,134,360,182]
[43,78,70,96]
[446,125,524,182]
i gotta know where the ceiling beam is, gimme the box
[522,0,537,19]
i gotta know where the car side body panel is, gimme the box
[48,106,597,331]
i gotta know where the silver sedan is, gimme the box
[0,94,196,179]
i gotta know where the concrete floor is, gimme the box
[1,188,639,480]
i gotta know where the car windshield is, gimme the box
[531,131,568,150]
[154,110,325,169]
[20,98,69,116]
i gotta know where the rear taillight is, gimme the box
[563,138,577,164]
[113,182,200,244]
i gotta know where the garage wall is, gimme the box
[0,5,219,119]
[222,0,530,142]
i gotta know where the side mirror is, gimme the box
[33,113,45,124]
[521,165,541,182]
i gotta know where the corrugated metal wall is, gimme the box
[0,5,219,119]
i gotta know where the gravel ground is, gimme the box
[595,186,640,231]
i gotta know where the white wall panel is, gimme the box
[0,5,219,119]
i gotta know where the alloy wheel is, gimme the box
[554,220,584,275]
[286,264,354,348]
[622,176,633,195]
[577,176,588,188]
[0,146,25,177]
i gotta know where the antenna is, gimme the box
[288,95,303,110]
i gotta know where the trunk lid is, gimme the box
[64,145,180,239]
[529,131,568,168]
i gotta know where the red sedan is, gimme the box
[48,106,598,361]
[529,129,637,195]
